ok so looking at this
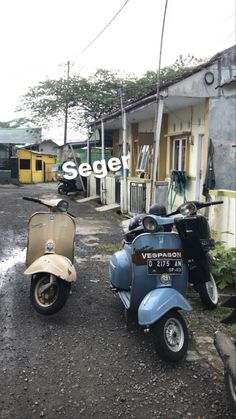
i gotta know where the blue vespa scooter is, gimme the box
[109,204,193,363]
[109,200,222,362]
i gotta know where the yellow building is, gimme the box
[18,149,57,183]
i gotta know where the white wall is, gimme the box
[209,190,236,248]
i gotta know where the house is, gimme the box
[88,45,236,247]
[0,127,41,182]
[38,139,58,155]
[18,149,57,183]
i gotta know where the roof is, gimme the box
[18,148,56,157]
[90,45,236,126]
[39,139,58,146]
[0,128,41,144]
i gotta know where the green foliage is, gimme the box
[0,118,30,128]
[210,231,236,290]
[18,54,204,128]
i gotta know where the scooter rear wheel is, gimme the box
[152,310,188,362]
[30,273,71,315]
[197,273,218,309]
[225,369,236,412]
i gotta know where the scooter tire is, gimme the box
[197,273,218,309]
[225,369,236,412]
[30,273,71,315]
[152,310,188,363]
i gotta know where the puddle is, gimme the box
[79,235,100,247]
[75,254,111,264]
[0,248,26,289]
[90,255,111,262]
[76,218,111,235]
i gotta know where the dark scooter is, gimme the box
[169,200,223,309]
[58,178,81,196]
[214,296,236,413]
[109,200,222,363]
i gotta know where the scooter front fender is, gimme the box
[138,288,192,326]
[24,254,76,282]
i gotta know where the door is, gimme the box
[195,134,204,201]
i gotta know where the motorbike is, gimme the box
[214,296,236,413]
[58,178,81,196]
[169,200,223,309]
[109,200,222,363]
[127,200,223,309]
[110,204,192,363]
[23,196,77,315]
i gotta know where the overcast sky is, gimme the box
[0,0,235,137]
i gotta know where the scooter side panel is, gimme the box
[109,244,132,290]
[24,254,76,282]
[130,233,189,310]
[138,288,192,326]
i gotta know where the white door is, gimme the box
[195,134,204,201]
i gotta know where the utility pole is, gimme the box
[119,88,128,213]
[64,60,70,145]
[151,0,168,205]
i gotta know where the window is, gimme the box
[136,145,149,172]
[36,160,42,171]
[20,159,30,170]
[172,138,186,171]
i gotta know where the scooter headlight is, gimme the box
[57,200,69,212]
[179,202,197,216]
[143,216,158,232]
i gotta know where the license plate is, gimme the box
[200,238,215,250]
[147,259,183,275]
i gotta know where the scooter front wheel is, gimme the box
[225,369,236,412]
[198,273,218,309]
[152,310,188,362]
[30,273,71,315]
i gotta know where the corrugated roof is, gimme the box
[0,128,41,144]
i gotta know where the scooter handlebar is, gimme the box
[197,200,223,209]
[23,197,76,217]
[23,197,42,204]
[166,200,223,216]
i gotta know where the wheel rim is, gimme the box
[34,275,58,308]
[228,374,236,403]
[205,274,218,304]
[164,317,185,352]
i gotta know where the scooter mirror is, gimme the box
[179,202,197,216]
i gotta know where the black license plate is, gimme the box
[147,259,183,275]
[200,238,215,250]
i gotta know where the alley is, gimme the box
[0,184,234,419]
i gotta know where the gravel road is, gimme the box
[0,184,234,419]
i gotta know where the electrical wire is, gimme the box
[77,0,131,57]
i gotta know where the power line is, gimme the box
[78,0,131,57]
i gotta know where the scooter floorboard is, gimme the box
[118,290,131,309]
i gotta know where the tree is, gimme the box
[18,55,204,129]
[0,118,29,128]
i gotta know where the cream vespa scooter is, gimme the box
[23,197,76,315]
